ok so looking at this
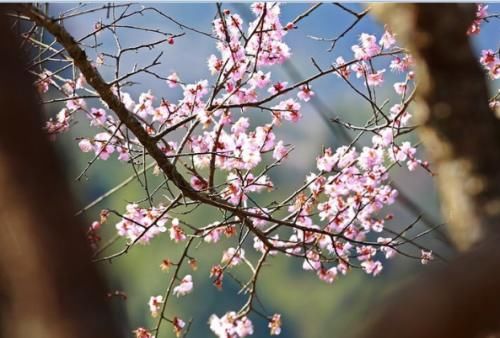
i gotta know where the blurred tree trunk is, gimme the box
[358,4,500,338]
[0,6,121,338]
[374,3,500,251]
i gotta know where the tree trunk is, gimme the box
[373,3,500,250]
[358,4,500,338]
[0,6,121,338]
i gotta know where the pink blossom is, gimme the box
[203,223,224,243]
[393,81,407,95]
[271,98,302,123]
[479,49,500,79]
[94,132,115,160]
[89,108,107,126]
[62,80,77,95]
[389,103,412,127]
[372,128,394,147]
[166,72,180,88]
[208,55,224,75]
[191,176,208,191]
[302,250,321,271]
[173,274,193,297]
[66,97,86,110]
[390,141,419,171]
[395,141,416,162]
[351,61,367,79]
[480,49,496,66]
[75,72,86,89]
[134,91,155,118]
[421,250,434,264]
[115,204,168,244]
[361,260,383,276]
[377,237,396,259]
[169,218,187,242]
[268,81,288,95]
[358,147,384,170]
[467,4,488,35]
[273,140,288,161]
[36,70,54,93]
[253,236,265,254]
[222,247,245,267]
[148,295,163,317]
[317,267,338,283]
[183,80,209,101]
[227,13,244,34]
[366,69,385,87]
[117,145,130,161]
[236,316,254,337]
[356,245,377,261]
[360,33,381,57]
[255,125,276,152]
[250,2,265,15]
[334,56,351,78]
[337,262,349,275]
[209,312,254,338]
[116,91,135,111]
[297,84,315,102]
[477,4,489,19]
[352,33,381,60]
[269,314,282,335]
[407,159,419,171]
[78,138,93,153]
[231,117,250,135]
[134,328,154,338]
[173,317,186,337]
[390,55,414,72]
[248,207,269,228]
[249,71,271,88]
[379,27,396,49]
[316,147,335,172]
[351,45,367,61]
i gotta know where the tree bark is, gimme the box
[373,3,500,250]
[0,6,121,338]
[358,4,500,338]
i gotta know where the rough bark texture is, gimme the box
[0,6,121,338]
[357,4,500,338]
[373,3,500,250]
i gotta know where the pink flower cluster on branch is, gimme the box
[20,2,499,337]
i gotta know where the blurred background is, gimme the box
[41,3,499,337]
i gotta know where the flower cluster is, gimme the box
[480,49,500,80]
[209,312,254,338]
[133,327,154,338]
[173,274,194,297]
[467,4,489,35]
[45,108,72,140]
[32,2,500,337]
[269,314,282,335]
[94,7,425,336]
[115,204,169,244]
[344,28,404,89]
[148,295,163,317]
